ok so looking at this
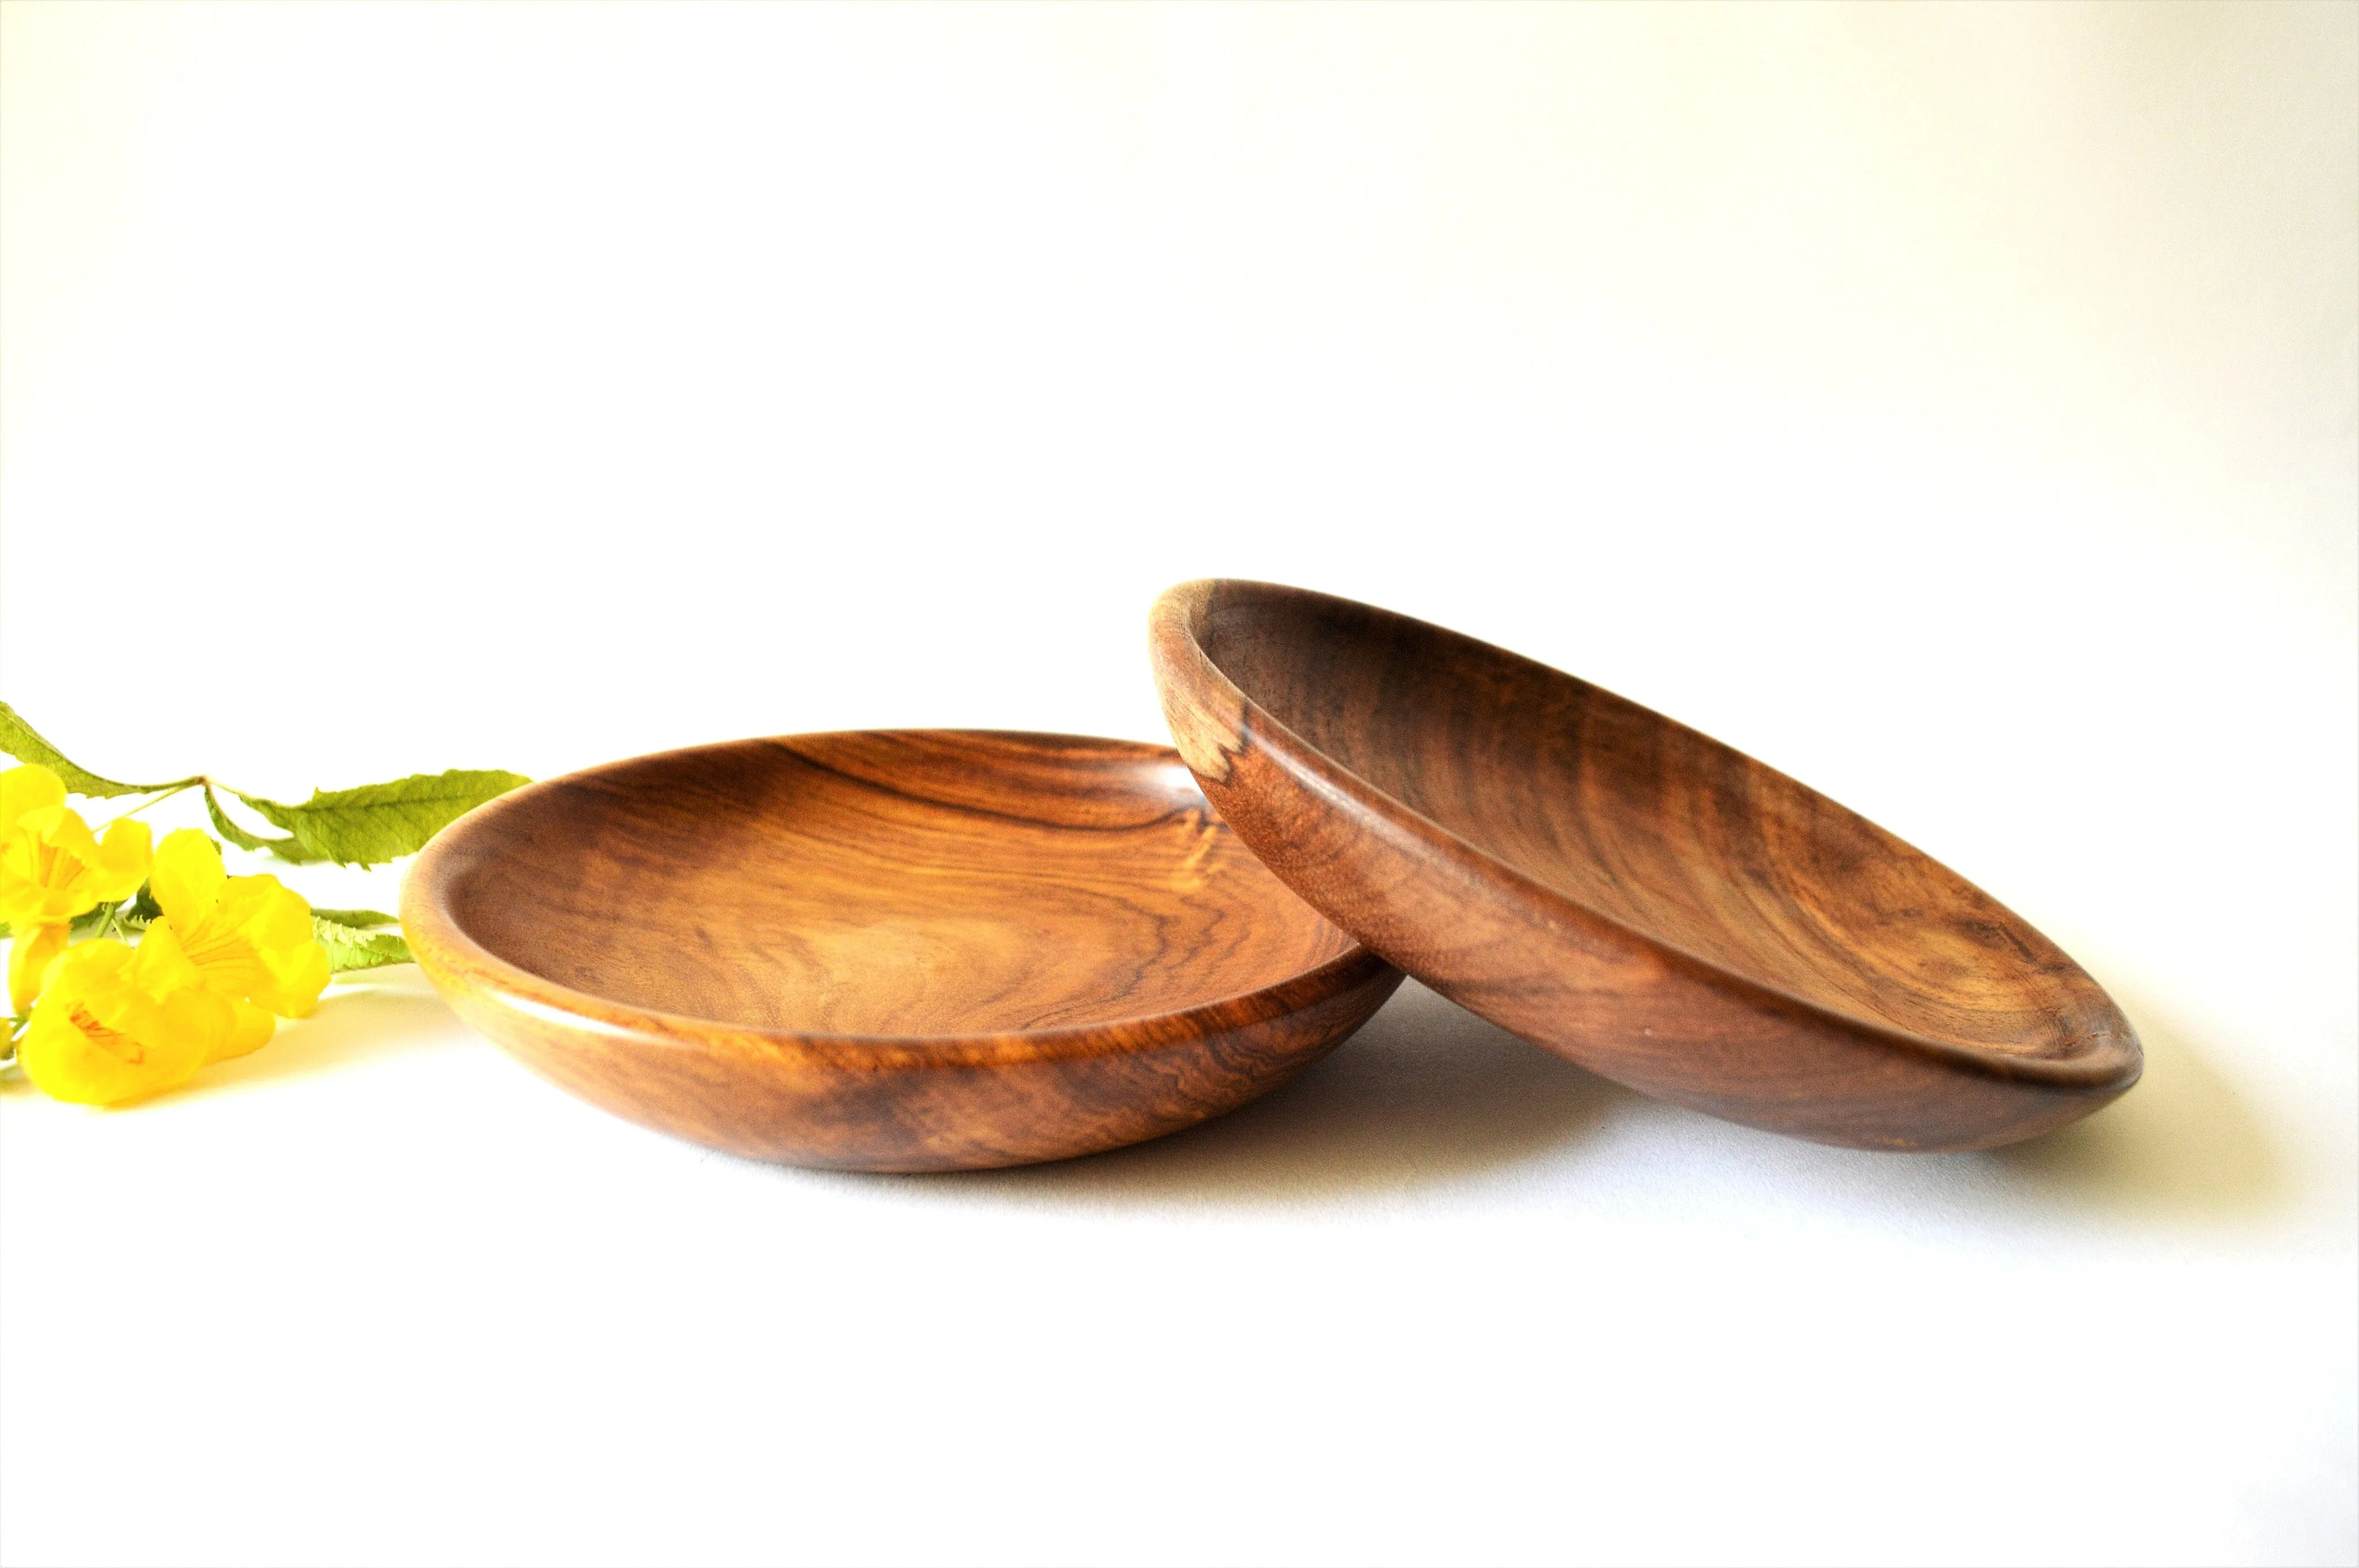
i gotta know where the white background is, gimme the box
[2,5,2353,1565]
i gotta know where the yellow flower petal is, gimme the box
[18,998,191,1105]
[17,936,228,1106]
[159,864,329,1022]
[214,874,313,950]
[149,829,226,928]
[90,818,153,905]
[31,806,93,849]
[211,997,278,1062]
[129,918,204,992]
[0,765,66,827]
[7,921,67,1014]
[2,807,96,926]
[260,936,330,1020]
[3,812,93,927]
[0,804,152,930]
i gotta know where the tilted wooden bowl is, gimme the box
[401,730,1400,1171]
[1150,580,2140,1151]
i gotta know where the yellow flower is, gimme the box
[8,921,67,1014]
[148,829,328,1059]
[0,762,77,828]
[17,925,234,1105]
[0,765,151,931]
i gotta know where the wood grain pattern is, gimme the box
[1150,579,2141,1151]
[401,730,1400,1171]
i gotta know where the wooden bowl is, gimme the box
[401,730,1401,1171]
[1150,580,2141,1152]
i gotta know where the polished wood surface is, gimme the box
[1150,580,2141,1151]
[401,730,1400,1171]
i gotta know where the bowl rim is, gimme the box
[399,726,1395,1067]
[1152,578,2141,1094]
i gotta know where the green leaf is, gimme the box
[313,914,413,973]
[203,785,271,851]
[0,702,194,798]
[128,882,162,923]
[236,770,526,867]
[309,908,398,929]
[205,785,324,863]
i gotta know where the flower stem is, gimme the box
[113,781,196,821]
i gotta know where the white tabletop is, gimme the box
[3,6,2352,1565]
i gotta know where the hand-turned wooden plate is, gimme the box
[1150,580,2141,1152]
[400,730,1400,1171]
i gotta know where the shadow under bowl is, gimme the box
[400,730,1401,1171]
[1149,579,2141,1152]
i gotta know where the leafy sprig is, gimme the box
[312,914,414,973]
[0,713,521,1095]
[1,703,524,871]
[1,704,521,982]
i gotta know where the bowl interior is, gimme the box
[437,730,1356,1036]
[1199,584,2104,1060]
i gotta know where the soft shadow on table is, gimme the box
[165,962,2280,1230]
[845,979,1628,1208]
[186,967,454,1092]
[1969,987,2283,1224]
[839,979,2285,1226]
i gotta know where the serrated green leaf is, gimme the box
[237,770,526,867]
[0,703,194,798]
[204,787,272,851]
[313,914,413,973]
[309,908,398,929]
[129,883,162,923]
[206,785,324,863]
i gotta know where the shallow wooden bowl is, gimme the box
[401,730,1400,1171]
[1151,580,2141,1152]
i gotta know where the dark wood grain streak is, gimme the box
[401,731,1401,1171]
[1150,579,2141,1151]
